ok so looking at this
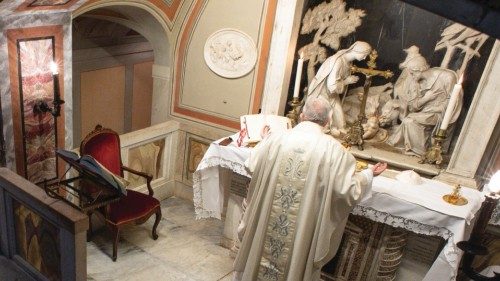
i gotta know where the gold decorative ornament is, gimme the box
[246,140,260,148]
[355,160,368,172]
[285,96,302,127]
[442,184,468,206]
[345,50,393,150]
[419,128,446,167]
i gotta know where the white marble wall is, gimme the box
[119,120,180,200]
[151,64,171,125]
[116,119,233,201]
[260,0,305,115]
[439,41,500,187]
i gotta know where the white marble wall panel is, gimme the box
[260,0,305,115]
[119,120,180,200]
[0,0,24,15]
[151,64,171,125]
[442,41,500,187]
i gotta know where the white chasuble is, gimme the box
[234,121,372,281]
[258,148,309,280]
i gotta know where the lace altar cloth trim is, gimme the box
[352,205,459,279]
[193,156,250,219]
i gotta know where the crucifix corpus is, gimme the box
[344,50,393,150]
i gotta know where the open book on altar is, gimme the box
[240,114,291,143]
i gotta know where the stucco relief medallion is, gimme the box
[204,28,257,78]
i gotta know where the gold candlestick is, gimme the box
[419,128,446,167]
[443,184,468,206]
[286,97,301,127]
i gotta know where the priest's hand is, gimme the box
[261,125,271,139]
[371,162,387,176]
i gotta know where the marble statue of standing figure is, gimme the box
[306,41,372,136]
[387,55,459,156]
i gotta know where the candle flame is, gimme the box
[489,171,500,193]
[458,73,464,84]
[49,61,58,75]
[299,51,304,59]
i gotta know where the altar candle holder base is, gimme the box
[286,97,301,127]
[442,184,468,206]
[419,128,446,167]
[344,119,365,150]
[442,194,468,206]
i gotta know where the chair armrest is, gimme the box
[122,166,154,196]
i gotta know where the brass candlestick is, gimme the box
[419,128,446,167]
[286,97,301,127]
[344,117,365,150]
[443,184,468,206]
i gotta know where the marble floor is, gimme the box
[87,197,234,281]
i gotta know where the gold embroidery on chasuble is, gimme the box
[258,148,310,281]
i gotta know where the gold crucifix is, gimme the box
[344,50,393,150]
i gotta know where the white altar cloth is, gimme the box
[193,142,251,219]
[193,143,484,280]
[373,176,483,223]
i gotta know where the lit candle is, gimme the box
[292,52,304,98]
[488,171,500,194]
[439,74,463,131]
[49,61,60,102]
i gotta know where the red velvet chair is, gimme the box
[81,125,161,261]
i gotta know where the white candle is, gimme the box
[292,52,304,98]
[50,61,60,101]
[440,74,463,130]
[49,61,58,75]
[489,171,500,193]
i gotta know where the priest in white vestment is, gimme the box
[233,97,387,281]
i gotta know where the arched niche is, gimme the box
[72,1,172,144]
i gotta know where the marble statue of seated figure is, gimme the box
[386,55,458,156]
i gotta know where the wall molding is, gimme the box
[171,0,278,130]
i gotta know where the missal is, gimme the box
[239,114,291,144]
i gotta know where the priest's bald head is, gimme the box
[300,96,332,127]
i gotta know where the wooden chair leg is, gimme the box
[152,208,161,240]
[87,212,93,242]
[112,226,120,262]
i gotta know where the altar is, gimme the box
[193,140,485,281]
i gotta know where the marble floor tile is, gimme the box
[217,271,234,281]
[87,197,234,281]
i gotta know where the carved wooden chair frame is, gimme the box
[81,125,161,261]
